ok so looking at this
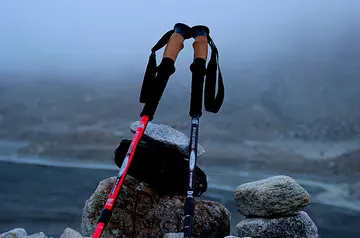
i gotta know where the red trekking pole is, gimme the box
[92,23,191,238]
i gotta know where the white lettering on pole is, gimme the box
[105,198,114,207]
[189,171,193,187]
[191,127,197,149]
[189,150,195,171]
[118,155,129,177]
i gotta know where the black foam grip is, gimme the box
[140,57,175,120]
[97,208,112,225]
[189,58,206,117]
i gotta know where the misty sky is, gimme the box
[1,0,360,134]
[1,0,359,74]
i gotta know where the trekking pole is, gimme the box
[92,23,191,238]
[183,25,225,238]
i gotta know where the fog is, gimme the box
[2,1,359,72]
[1,0,360,140]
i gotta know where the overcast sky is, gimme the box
[1,0,359,75]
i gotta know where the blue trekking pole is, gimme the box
[183,25,225,238]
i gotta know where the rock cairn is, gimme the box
[234,175,318,238]
[81,121,230,237]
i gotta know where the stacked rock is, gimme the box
[234,175,319,238]
[81,121,231,238]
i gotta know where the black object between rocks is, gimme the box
[114,138,208,197]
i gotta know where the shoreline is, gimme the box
[1,146,360,214]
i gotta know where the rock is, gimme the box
[114,139,208,197]
[59,228,83,238]
[26,232,48,238]
[0,229,50,238]
[0,228,27,238]
[236,211,318,238]
[234,175,311,217]
[162,233,245,238]
[153,197,230,238]
[224,236,252,238]
[225,236,250,238]
[163,233,183,238]
[130,121,205,157]
[82,176,230,238]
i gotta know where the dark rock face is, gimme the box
[81,176,231,238]
[114,139,207,197]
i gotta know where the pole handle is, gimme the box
[140,23,191,120]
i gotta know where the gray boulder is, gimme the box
[130,121,205,157]
[234,175,311,217]
[0,228,27,238]
[163,233,184,238]
[60,228,84,238]
[236,211,318,238]
[0,228,50,238]
[26,233,48,238]
[224,236,249,238]
[82,176,230,238]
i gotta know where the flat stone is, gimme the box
[163,233,183,238]
[25,232,48,238]
[224,236,251,238]
[0,228,27,238]
[59,228,83,238]
[236,211,318,238]
[234,175,311,217]
[130,121,205,157]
